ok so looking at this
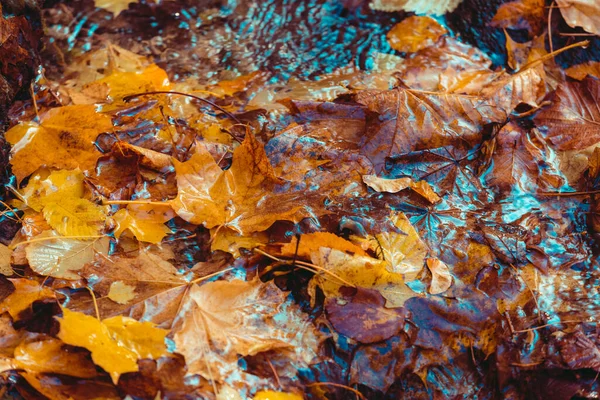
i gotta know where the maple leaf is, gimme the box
[370,0,463,15]
[556,0,600,35]
[57,308,169,383]
[21,169,86,212]
[211,228,269,258]
[481,64,546,113]
[280,232,368,259]
[172,279,322,382]
[534,76,600,150]
[173,134,314,234]
[386,16,447,53]
[25,232,110,280]
[356,87,505,172]
[325,287,409,344]
[5,105,113,183]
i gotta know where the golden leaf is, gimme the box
[6,105,113,183]
[387,16,447,53]
[95,0,139,16]
[426,258,453,295]
[0,244,13,276]
[210,228,269,258]
[43,197,106,237]
[57,308,169,383]
[0,279,55,321]
[21,169,85,212]
[309,248,418,308]
[281,232,368,259]
[254,391,303,400]
[112,208,172,244]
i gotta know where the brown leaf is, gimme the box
[481,64,546,113]
[489,0,545,35]
[556,0,600,35]
[386,16,447,53]
[534,76,600,150]
[426,258,453,294]
[566,61,600,80]
[325,287,409,343]
[172,279,322,382]
[356,87,505,172]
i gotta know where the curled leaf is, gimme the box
[426,258,453,295]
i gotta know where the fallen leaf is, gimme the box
[376,212,428,275]
[0,279,55,321]
[426,258,453,294]
[112,207,172,244]
[42,197,107,237]
[481,64,546,113]
[566,61,600,80]
[370,0,463,15]
[5,105,113,183]
[356,87,505,172]
[309,247,418,308]
[0,244,12,276]
[25,232,110,280]
[174,134,314,234]
[325,287,409,343]
[362,175,441,203]
[107,281,136,305]
[95,0,139,16]
[489,0,545,34]
[534,76,600,150]
[172,279,321,381]
[253,391,303,400]
[281,232,368,259]
[14,336,98,378]
[211,228,269,258]
[556,0,600,35]
[86,64,169,103]
[386,16,447,53]
[21,169,85,212]
[57,308,169,383]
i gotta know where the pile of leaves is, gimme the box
[1,0,600,398]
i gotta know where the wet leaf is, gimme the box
[489,0,545,34]
[42,198,107,237]
[95,0,139,16]
[386,16,447,53]
[325,287,409,343]
[0,279,55,321]
[426,258,453,294]
[566,61,600,80]
[534,76,600,150]
[172,279,321,382]
[280,232,368,259]
[25,232,110,280]
[0,244,12,276]
[370,0,463,15]
[57,308,169,383]
[253,391,303,400]
[556,0,600,35]
[112,207,172,244]
[5,105,113,183]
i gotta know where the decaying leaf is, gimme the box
[362,175,441,203]
[566,61,600,80]
[0,244,13,276]
[57,308,169,383]
[489,0,545,34]
[172,279,321,382]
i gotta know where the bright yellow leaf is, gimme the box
[254,391,303,400]
[112,208,172,244]
[57,308,169,383]
[211,227,269,258]
[95,0,139,15]
[6,105,113,183]
[43,197,106,236]
[281,232,368,259]
[88,64,169,103]
[21,169,85,212]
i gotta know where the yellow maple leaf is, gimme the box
[210,227,269,258]
[87,64,170,103]
[280,232,368,258]
[6,105,113,183]
[57,308,169,383]
[254,391,303,400]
